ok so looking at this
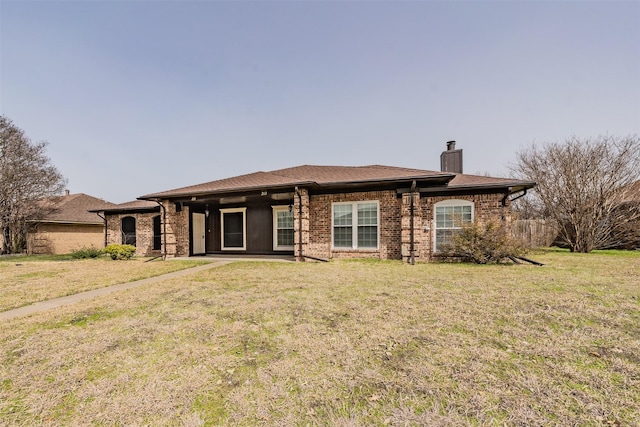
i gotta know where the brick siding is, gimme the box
[162,201,190,257]
[105,212,162,257]
[304,190,402,260]
[105,190,512,261]
[415,193,509,261]
[27,223,105,255]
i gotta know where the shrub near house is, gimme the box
[103,244,136,260]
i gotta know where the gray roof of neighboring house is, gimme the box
[89,199,160,214]
[33,193,114,224]
[139,165,535,200]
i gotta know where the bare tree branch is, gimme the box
[511,135,640,252]
[0,115,67,253]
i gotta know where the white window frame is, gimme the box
[220,207,247,251]
[272,205,294,251]
[433,199,474,253]
[331,201,380,250]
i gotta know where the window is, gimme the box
[434,200,474,252]
[153,215,161,251]
[332,201,379,249]
[121,216,136,246]
[273,206,294,250]
[220,208,246,250]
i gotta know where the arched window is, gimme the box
[153,215,161,251]
[434,200,474,252]
[122,216,136,246]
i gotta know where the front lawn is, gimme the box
[0,250,638,425]
[0,257,207,311]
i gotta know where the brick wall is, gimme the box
[27,223,105,255]
[105,212,162,257]
[103,191,511,261]
[161,201,189,257]
[416,193,508,261]
[306,190,402,260]
[293,188,310,260]
[300,190,508,262]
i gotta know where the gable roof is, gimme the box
[33,193,114,224]
[139,164,534,200]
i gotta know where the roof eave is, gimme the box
[138,175,455,201]
[27,219,104,225]
[419,181,536,195]
[138,181,313,201]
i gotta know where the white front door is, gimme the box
[192,213,206,255]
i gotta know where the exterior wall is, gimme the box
[105,212,162,257]
[162,201,189,257]
[300,190,508,262]
[305,190,402,260]
[293,188,310,260]
[27,223,105,255]
[401,192,422,262]
[125,191,511,262]
[414,192,509,262]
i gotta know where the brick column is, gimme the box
[161,200,178,258]
[401,192,422,263]
[161,201,189,258]
[294,187,310,261]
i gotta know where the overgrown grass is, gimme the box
[0,251,638,425]
[0,258,208,311]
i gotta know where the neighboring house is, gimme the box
[93,143,535,261]
[27,193,114,255]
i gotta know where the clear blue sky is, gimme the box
[1,0,638,203]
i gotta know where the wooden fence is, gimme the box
[512,219,556,248]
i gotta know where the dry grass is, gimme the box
[0,257,207,311]
[0,249,638,426]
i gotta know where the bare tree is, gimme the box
[512,135,640,253]
[0,115,67,254]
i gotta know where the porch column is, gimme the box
[401,192,422,263]
[161,200,189,258]
[294,187,309,261]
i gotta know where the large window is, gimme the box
[121,216,136,246]
[273,206,294,250]
[153,215,161,251]
[220,208,246,250]
[332,201,379,249]
[434,200,474,252]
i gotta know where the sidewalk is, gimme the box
[0,260,232,321]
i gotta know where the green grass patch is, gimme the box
[0,252,638,425]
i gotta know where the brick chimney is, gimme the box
[440,140,463,173]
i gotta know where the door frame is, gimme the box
[220,207,247,251]
[192,212,206,255]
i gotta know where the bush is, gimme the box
[103,244,136,260]
[447,221,527,264]
[70,246,103,259]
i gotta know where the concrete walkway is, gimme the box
[0,260,232,321]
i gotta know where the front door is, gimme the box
[192,212,206,255]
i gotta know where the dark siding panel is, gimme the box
[207,211,221,252]
[247,206,272,253]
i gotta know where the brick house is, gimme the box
[27,193,113,254]
[94,143,535,261]
[90,200,163,257]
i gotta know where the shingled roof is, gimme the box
[33,193,114,224]
[139,164,534,200]
[89,199,160,214]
